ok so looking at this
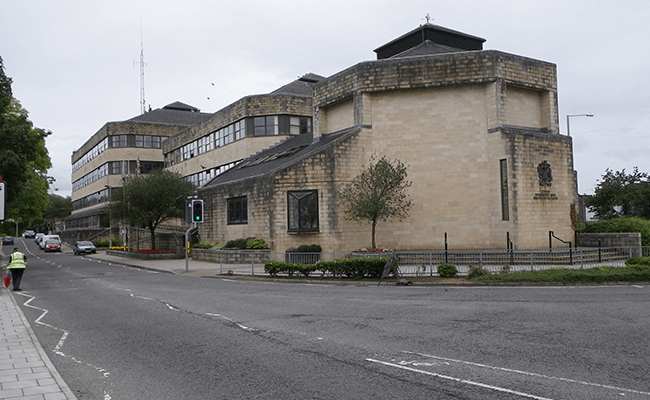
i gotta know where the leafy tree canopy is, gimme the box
[111,169,195,249]
[0,56,52,221]
[43,194,72,220]
[585,167,650,220]
[338,155,413,250]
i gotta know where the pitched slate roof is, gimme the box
[127,102,211,126]
[390,40,467,58]
[201,127,359,189]
[270,73,327,96]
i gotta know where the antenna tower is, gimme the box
[139,32,146,114]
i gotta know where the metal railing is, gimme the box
[195,246,648,277]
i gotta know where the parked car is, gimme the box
[72,241,96,255]
[24,230,36,238]
[44,239,61,252]
[2,236,14,245]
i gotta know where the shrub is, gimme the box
[264,256,393,279]
[437,263,458,278]
[94,239,123,247]
[223,238,250,249]
[223,237,268,249]
[295,244,322,252]
[467,266,488,279]
[264,262,319,277]
[246,238,268,249]
[193,241,217,249]
[579,217,650,246]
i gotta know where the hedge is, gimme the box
[264,257,394,279]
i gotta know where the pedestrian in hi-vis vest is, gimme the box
[7,247,27,291]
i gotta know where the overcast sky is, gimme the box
[2,0,649,199]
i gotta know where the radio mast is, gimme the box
[139,30,146,114]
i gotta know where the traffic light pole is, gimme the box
[185,222,195,273]
[185,198,204,272]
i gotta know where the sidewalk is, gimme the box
[84,251,257,277]
[0,288,76,400]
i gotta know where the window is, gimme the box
[234,120,246,140]
[254,116,278,136]
[135,135,144,147]
[500,159,509,220]
[227,196,247,224]
[288,190,318,231]
[111,135,127,148]
[290,116,312,135]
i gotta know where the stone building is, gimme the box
[67,102,210,238]
[162,74,323,188]
[196,24,578,252]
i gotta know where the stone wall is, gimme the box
[577,233,642,248]
[192,248,272,264]
[313,50,558,138]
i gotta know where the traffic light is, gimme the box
[192,199,204,223]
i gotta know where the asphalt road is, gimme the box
[9,238,650,399]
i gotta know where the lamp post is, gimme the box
[566,113,594,136]
[105,184,112,247]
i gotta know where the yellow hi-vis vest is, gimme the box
[8,252,26,269]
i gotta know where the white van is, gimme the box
[38,234,61,250]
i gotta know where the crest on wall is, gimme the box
[537,160,553,187]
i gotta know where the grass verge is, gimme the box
[471,263,650,284]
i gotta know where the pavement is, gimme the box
[0,249,240,400]
[1,288,76,400]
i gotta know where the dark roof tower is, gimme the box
[374,23,486,59]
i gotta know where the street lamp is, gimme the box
[566,113,594,136]
[105,184,112,247]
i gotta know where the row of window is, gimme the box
[72,161,164,193]
[72,135,166,173]
[72,138,108,173]
[66,215,101,229]
[72,164,108,192]
[225,190,319,232]
[72,188,109,211]
[165,115,311,167]
[112,134,164,149]
[184,160,240,188]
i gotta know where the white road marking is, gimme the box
[17,292,111,378]
[405,351,650,397]
[205,312,255,332]
[367,358,554,400]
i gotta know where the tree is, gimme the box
[586,167,650,220]
[338,155,413,249]
[43,194,72,220]
[0,57,52,221]
[111,169,195,250]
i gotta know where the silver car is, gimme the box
[73,241,96,255]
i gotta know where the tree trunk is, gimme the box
[371,220,377,250]
[149,227,156,250]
